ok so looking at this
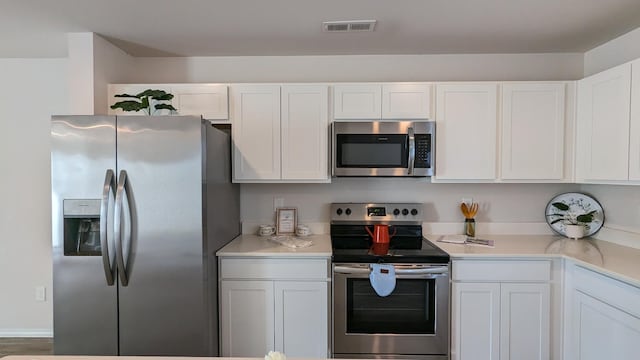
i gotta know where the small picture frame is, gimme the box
[276,208,297,235]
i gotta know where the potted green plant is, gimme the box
[546,202,597,239]
[110,89,177,115]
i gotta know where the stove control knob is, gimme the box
[393,208,400,216]
[411,209,418,216]
[336,208,343,215]
[402,208,409,216]
[345,208,352,215]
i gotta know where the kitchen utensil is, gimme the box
[460,203,469,218]
[468,202,478,218]
[365,224,397,244]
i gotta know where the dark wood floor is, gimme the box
[0,338,53,357]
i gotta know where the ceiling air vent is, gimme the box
[322,20,377,32]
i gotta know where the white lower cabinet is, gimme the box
[220,280,275,357]
[571,291,640,360]
[565,264,640,360]
[274,281,329,357]
[452,260,551,360]
[219,258,330,358]
[452,282,501,360]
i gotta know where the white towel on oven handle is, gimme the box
[369,263,396,297]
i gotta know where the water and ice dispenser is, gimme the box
[63,199,102,256]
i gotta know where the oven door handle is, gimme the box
[334,265,449,276]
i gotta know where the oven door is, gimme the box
[332,121,432,177]
[332,263,449,359]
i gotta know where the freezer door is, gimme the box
[51,116,118,355]
[115,116,209,355]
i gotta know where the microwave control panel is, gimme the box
[415,134,431,168]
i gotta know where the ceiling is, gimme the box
[2,0,640,58]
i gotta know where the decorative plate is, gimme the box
[544,192,605,237]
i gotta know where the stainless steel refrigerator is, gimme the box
[51,115,239,356]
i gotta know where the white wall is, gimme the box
[0,58,69,336]
[584,26,640,76]
[241,181,576,231]
[92,34,133,114]
[127,53,584,84]
[68,33,134,115]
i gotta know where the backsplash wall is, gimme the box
[240,180,577,229]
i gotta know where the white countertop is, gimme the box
[217,232,640,287]
[216,234,332,257]
[430,234,640,287]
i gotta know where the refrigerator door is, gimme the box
[51,116,118,355]
[115,116,209,355]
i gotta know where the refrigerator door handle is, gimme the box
[100,169,116,286]
[114,169,133,286]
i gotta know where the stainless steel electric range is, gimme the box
[331,203,450,360]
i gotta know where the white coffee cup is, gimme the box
[296,224,311,237]
[258,225,275,236]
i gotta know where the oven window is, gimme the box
[346,278,436,334]
[337,134,408,168]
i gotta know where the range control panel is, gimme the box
[331,203,424,223]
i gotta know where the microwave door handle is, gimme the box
[408,127,415,175]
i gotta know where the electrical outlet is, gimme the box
[35,286,46,302]
[461,197,473,205]
[274,197,284,211]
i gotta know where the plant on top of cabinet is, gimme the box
[110,89,177,115]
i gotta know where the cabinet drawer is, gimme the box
[453,260,551,282]
[220,258,329,280]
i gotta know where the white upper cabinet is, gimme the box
[231,84,330,182]
[629,59,640,181]
[500,83,566,180]
[170,84,228,120]
[576,63,632,182]
[334,84,381,119]
[108,84,228,120]
[231,84,282,181]
[281,85,329,180]
[382,83,432,119]
[434,83,498,181]
[334,83,432,119]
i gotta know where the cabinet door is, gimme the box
[576,63,631,181]
[333,84,382,119]
[452,282,501,360]
[108,84,173,116]
[219,280,275,357]
[434,83,498,180]
[231,85,281,180]
[382,83,432,119]
[170,84,228,120]
[630,59,640,180]
[501,83,566,180]
[571,291,640,360]
[274,281,329,358]
[281,85,329,180]
[500,283,550,360]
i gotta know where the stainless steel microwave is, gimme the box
[332,121,435,177]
